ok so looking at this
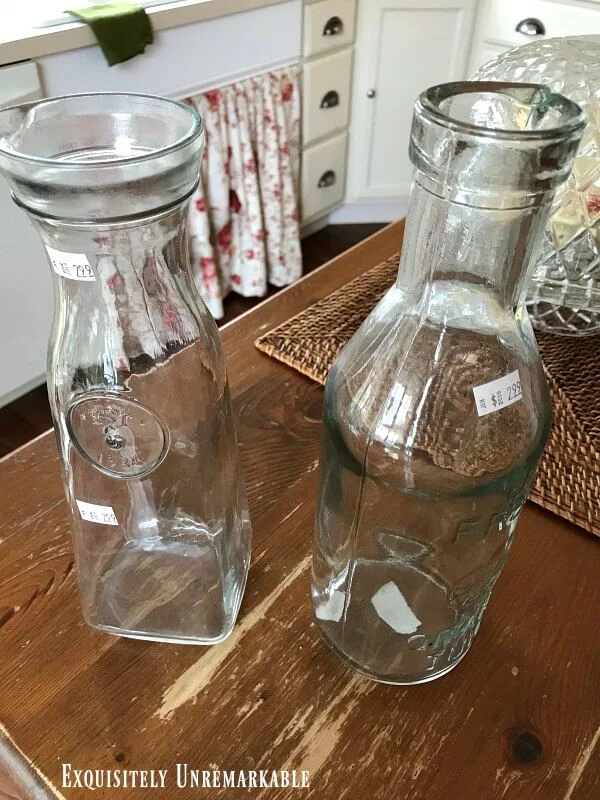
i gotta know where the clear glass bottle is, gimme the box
[312,83,584,683]
[0,94,252,644]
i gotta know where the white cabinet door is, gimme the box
[0,62,51,409]
[0,183,52,408]
[468,0,600,78]
[468,42,512,77]
[346,0,477,202]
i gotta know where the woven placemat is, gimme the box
[256,253,600,538]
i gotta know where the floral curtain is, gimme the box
[185,66,302,319]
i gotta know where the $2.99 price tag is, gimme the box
[76,500,118,526]
[473,370,522,417]
[46,247,95,281]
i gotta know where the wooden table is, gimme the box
[1,220,598,800]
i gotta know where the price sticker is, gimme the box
[473,370,522,417]
[76,500,118,526]
[46,247,95,281]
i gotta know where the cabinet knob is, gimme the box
[318,170,336,189]
[515,17,546,36]
[320,90,340,109]
[323,16,344,37]
[367,89,377,99]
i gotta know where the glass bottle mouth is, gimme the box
[0,92,202,166]
[0,92,204,222]
[418,81,585,141]
[410,82,586,208]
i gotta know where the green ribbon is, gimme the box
[66,2,154,66]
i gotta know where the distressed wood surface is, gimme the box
[0,220,599,800]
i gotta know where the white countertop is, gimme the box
[0,0,287,66]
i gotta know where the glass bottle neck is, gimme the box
[397,178,550,310]
[35,202,192,294]
[34,202,206,378]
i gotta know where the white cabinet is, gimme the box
[302,47,353,147]
[301,0,357,225]
[468,0,600,76]
[301,132,348,219]
[471,42,508,72]
[346,0,477,203]
[303,0,357,56]
[0,184,52,407]
[0,61,51,408]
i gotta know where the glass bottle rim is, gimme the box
[418,81,585,141]
[0,91,203,169]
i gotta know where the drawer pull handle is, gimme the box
[515,17,546,36]
[323,16,344,37]
[320,90,340,109]
[318,170,336,189]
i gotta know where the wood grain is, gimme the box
[0,220,598,800]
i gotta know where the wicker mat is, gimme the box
[256,254,600,538]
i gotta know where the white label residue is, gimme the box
[371,582,421,634]
[76,500,118,526]
[472,369,522,417]
[315,590,346,622]
[46,247,95,281]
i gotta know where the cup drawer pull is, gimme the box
[320,90,340,109]
[323,16,344,37]
[318,170,337,188]
[515,17,546,36]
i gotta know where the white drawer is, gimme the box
[301,132,348,222]
[482,0,600,47]
[303,48,353,147]
[469,42,513,76]
[303,0,356,58]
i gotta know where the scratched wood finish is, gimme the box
[0,221,599,800]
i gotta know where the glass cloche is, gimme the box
[475,36,600,335]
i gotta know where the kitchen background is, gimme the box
[1,0,599,450]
